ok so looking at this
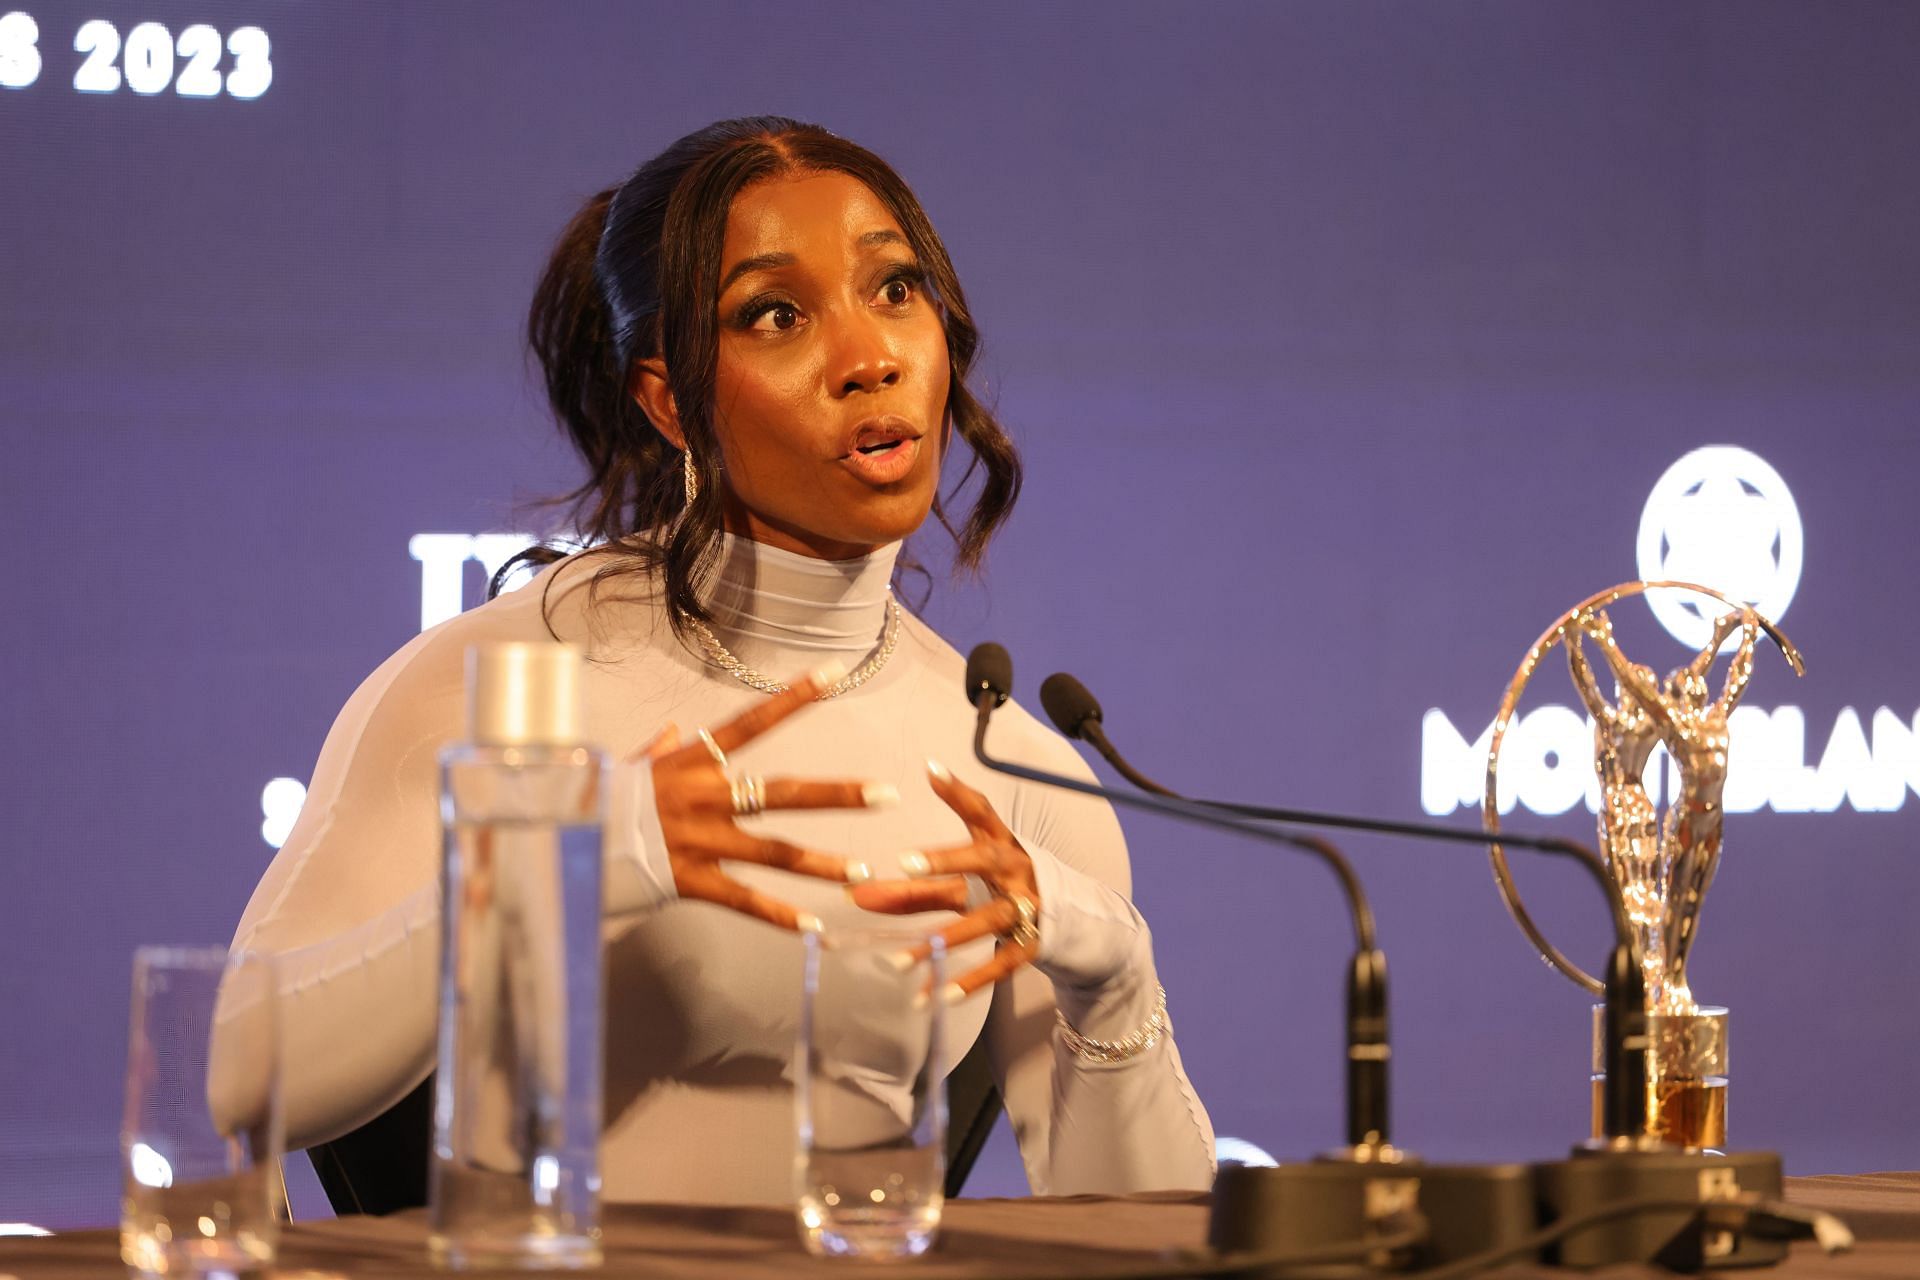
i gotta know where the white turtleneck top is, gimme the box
[229,537,1214,1201]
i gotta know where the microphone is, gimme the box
[965,642,1012,711]
[964,648,1390,1152]
[1041,673,1160,795]
[1040,663,1801,1271]
[1045,672,1206,802]
[1037,671,1101,741]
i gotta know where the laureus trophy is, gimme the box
[1484,582,1803,1152]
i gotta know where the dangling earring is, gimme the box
[682,448,698,508]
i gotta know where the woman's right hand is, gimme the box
[638,661,889,933]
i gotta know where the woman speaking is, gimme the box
[229,116,1214,1202]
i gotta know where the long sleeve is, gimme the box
[222,608,678,1150]
[223,630,454,1148]
[979,730,1215,1195]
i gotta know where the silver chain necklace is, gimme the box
[687,594,902,699]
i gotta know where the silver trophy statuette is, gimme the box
[1565,612,1669,1008]
[1574,606,1764,1016]
[1484,581,1803,1148]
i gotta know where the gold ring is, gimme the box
[1003,893,1040,952]
[696,727,728,770]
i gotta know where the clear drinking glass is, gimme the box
[795,928,946,1260]
[121,946,282,1276]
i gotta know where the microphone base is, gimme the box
[1534,1146,1787,1270]
[1208,1158,1535,1276]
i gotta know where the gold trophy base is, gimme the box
[1590,1074,1727,1152]
[1591,1003,1730,1152]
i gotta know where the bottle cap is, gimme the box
[465,642,584,747]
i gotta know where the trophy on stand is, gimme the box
[1484,582,1803,1152]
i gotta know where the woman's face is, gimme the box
[706,170,950,561]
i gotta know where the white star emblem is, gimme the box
[1636,446,1802,650]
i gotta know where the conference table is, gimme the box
[2,1172,1912,1278]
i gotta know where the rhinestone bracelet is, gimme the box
[1055,985,1169,1064]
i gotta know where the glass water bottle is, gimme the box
[430,642,605,1270]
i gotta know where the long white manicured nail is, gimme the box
[843,861,873,885]
[861,783,900,808]
[899,851,932,878]
[938,982,968,1006]
[883,949,917,974]
[911,988,931,1011]
[926,758,951,782]
[796,912,824,934]
[808,658,849,688]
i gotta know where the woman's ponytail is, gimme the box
[529,188,679,550]
[495,187,687,607]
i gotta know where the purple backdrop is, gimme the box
[4,0,1916,1227]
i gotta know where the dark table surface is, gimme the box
[3,1172,1912,1278]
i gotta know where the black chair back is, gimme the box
[307,1077,431,1216]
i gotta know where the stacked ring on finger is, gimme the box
[1002,892,1040,952]
[729,773,767,817]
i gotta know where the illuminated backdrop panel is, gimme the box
[3,0,1916,1225]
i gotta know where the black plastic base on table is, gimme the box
[1535,1148,1786,1270]
[1209,1160,1537,1276]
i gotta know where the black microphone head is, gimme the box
[1039,672,1103,740]
[965,642,1013,709]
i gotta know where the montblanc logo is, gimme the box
[1636,446,1803,651]
[1422,446,1917,819]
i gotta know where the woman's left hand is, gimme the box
[847,759,1041,1001]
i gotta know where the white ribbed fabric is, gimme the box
[227,536,1214,1202]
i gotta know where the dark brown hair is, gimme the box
[510,116,1021,638]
